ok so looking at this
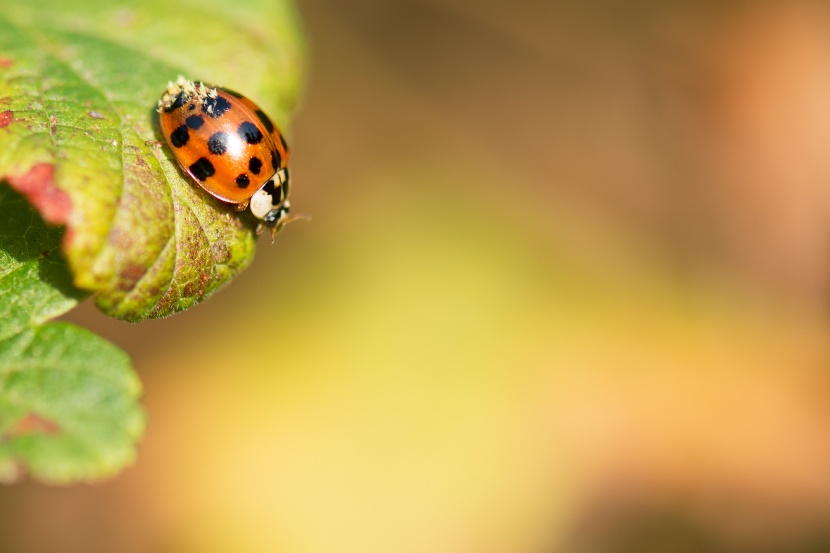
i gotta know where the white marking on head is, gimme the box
[250,188,277,219]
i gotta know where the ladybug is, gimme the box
[157,77,298,241]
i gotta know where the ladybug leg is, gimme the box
[144,139,162,148]
[235,199,249,212]
[252,222,279,243]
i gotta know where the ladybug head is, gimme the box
[251,169,307,242]
[263,201,310,242]
[263,201,291,229]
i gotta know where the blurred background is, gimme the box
[4,0,830,551]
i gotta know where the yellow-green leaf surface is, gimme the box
[0,0,305,320]
[0,185,144,483]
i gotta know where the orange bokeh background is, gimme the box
[3,1,830,551]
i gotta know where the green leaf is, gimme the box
[0,186,84,339]
[0,0,305,320]
[0,324,144,483]
[0,185,144,483]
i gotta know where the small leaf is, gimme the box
[0,0,305,320]
[0,185,144,483]
[0,324,144,483]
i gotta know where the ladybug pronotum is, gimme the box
[157,77,298,241]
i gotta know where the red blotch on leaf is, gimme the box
[6,164,72,225]
[119,264,146,289]
[7,413,61,437]
[0,110,12,128]
[0,58,13,69]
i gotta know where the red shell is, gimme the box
[159,86,289,204]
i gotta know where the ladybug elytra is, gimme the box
[157,77,299,241]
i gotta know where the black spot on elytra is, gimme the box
[270,149,282,170]
[169,124,189,148]
[189,158,215,181]
[235,174,250,188]
[203,95,232,118]
[248,156,263,174]
[186,115,204,129]
[163,91,186,112]
[255,109,274,134]
[188,103,196,111]
[208,132,229,155]
[238,121,263,144]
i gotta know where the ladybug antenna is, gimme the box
[269,213,310,244]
